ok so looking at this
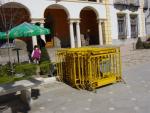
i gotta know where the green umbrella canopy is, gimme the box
[8,22,50,39]
[0,32,6,40]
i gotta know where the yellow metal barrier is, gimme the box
[56,47,122,90]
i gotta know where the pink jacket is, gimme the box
[31,48,41,59]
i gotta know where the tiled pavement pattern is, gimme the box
[27,44,150,113]
[29,61,150,113]
[120,44,150,69]
[29,44,150,113]
[25,45,150,113]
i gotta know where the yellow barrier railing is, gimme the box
[56,47,122,90]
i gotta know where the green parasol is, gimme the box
[0,32,6,40]
[8,22,50,39]
[0,22,50,63]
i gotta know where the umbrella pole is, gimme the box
[7,33,11,63]
[7,33,14,76]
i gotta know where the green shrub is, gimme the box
[0,63,37,84]
[143,42,150,49]
[40,47,50,62]
[0,65,8,76]
[0,76,13,84]
[0,63,13,76]
[15,63,37,76]
[39,61,51,75]
[0,74,33,84]
[136,37,144,49]
[13,75,32,81]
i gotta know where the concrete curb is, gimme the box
[35,77,57,85]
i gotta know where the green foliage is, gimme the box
[40,47,50,62]
[39,47,51,75]
[143,42,150,49]
[0,63,37,84]
[0,76,13,84]
[0,64,9,76]
[13,75,32,81]
[0,74,33,84]
[15,63,37,76]
[136,37,144,49]
[39,61,51,75]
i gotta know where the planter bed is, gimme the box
[0,61,52,84]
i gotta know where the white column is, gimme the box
[127,13,131,38]
[98,20,103,45]
[31,22,37,47]
[69,21,75,48]
[96,0,100,3]
[32,36,37,47]
[40,23,46,42]
[76,21,81,47]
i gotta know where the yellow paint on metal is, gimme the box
[56,47,122,90]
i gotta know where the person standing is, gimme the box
[31,45,41,64]
[84,29,90,46]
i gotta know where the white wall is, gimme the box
[109,5,118,40]
[108,0,146,45]
[109,0,143,40]
[146,23,150,35]
[145,0,150,35]
[3,0,106,19]
[59,1,107,19]
[2,0,146,45]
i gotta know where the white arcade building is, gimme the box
[0,0,147,48]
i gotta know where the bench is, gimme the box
[0,79,42,105]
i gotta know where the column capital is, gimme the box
[31,18,45,24]
[68,18,80,23]
[68,20,74,24]
[76,20,80,24]
[97,19,105,23]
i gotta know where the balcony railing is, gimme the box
[114,0,128,5]
[114,0,140,11]
[114,0,139,6]
[127,0,139,11]
[113,0,128,10]
[56,0,103,3]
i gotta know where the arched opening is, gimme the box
[0,2,31,51]
[44,5,69,48]
[80,7,99,45]
[0,2,31,32]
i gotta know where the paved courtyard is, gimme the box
[2,44,150,113]
[28,66,150,113]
